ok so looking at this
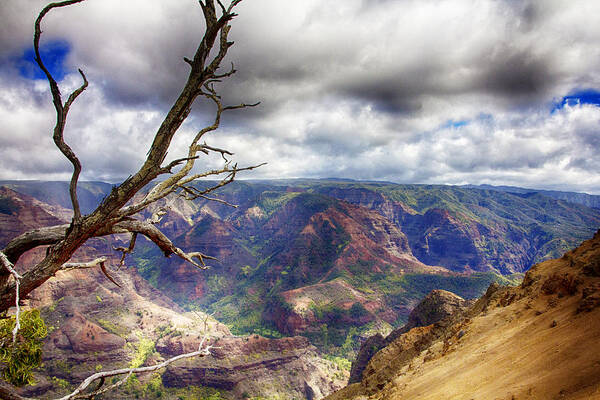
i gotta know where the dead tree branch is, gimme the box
[0,253,22,344]
[0,2,260,395]
[104,220,218,269]
[0,0,258,314]
[1,225,69,265]
[34,0,88,222]
[113,232,138,266]
[57,335,215,400]
[61,256,120,287]
[61,257,107,271]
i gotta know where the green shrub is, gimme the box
[0,309,48,386]
[129,334,155,368]
[50,376,70,390]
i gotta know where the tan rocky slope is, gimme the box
[327,230,600,400]
[348,289,472,384]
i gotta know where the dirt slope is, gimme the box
[327,230,600,400]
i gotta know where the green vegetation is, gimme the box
[47,297,64,312]
[257,191,300,215]
[129,333,156,368]
[190,218,214,238]
[120,374,227,400]
[206,291,283,338]
[0,309,48,386]
[154,324,181,339]
[303,320,368,360]
[400,272,520,301]
[133,244,163,289]
[54,359,72,375]
[96,318,129,338]
[50,376,70,390]
[324,354,351,371]
[308,301,367,328]
[323,353,352,381]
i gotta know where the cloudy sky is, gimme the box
[1,0,599,194]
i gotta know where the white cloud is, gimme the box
[0,0,599,194]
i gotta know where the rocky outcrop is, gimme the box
[52,312,126,353]
[349,289,470,383]
[404,289,471,329]
[328,230,600,400]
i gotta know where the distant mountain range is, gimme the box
[463,183,600,209]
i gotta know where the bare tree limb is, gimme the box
[0,0,254,314]
[0,2,261,396]
[159,156,199,174]
[73,371,132,399]
[34,0,89,222]
[103,220,217,269]
[0,11,265,394]
[196,194,238,208]
[62,257,121,288]
[0,253,22,344]
[2,224,69,265]
[113,232,138,266]
[61,257,107,271]
[56,335,216,400]
[213,62,236,79]
[148,208,169,225]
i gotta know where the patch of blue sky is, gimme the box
[440,119,470,130]
[552,89,600,112]
[18,40,71,81]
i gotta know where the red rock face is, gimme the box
[157,333,311,359]
[262,196,436,289]
[53,312,126,353]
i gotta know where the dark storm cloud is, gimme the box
[477,48,556,99]
[337,77,425,114]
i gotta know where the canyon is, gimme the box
[1,180,599,399]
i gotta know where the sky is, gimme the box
[1,0,600,194]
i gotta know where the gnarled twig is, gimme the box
[34,0,89,222]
